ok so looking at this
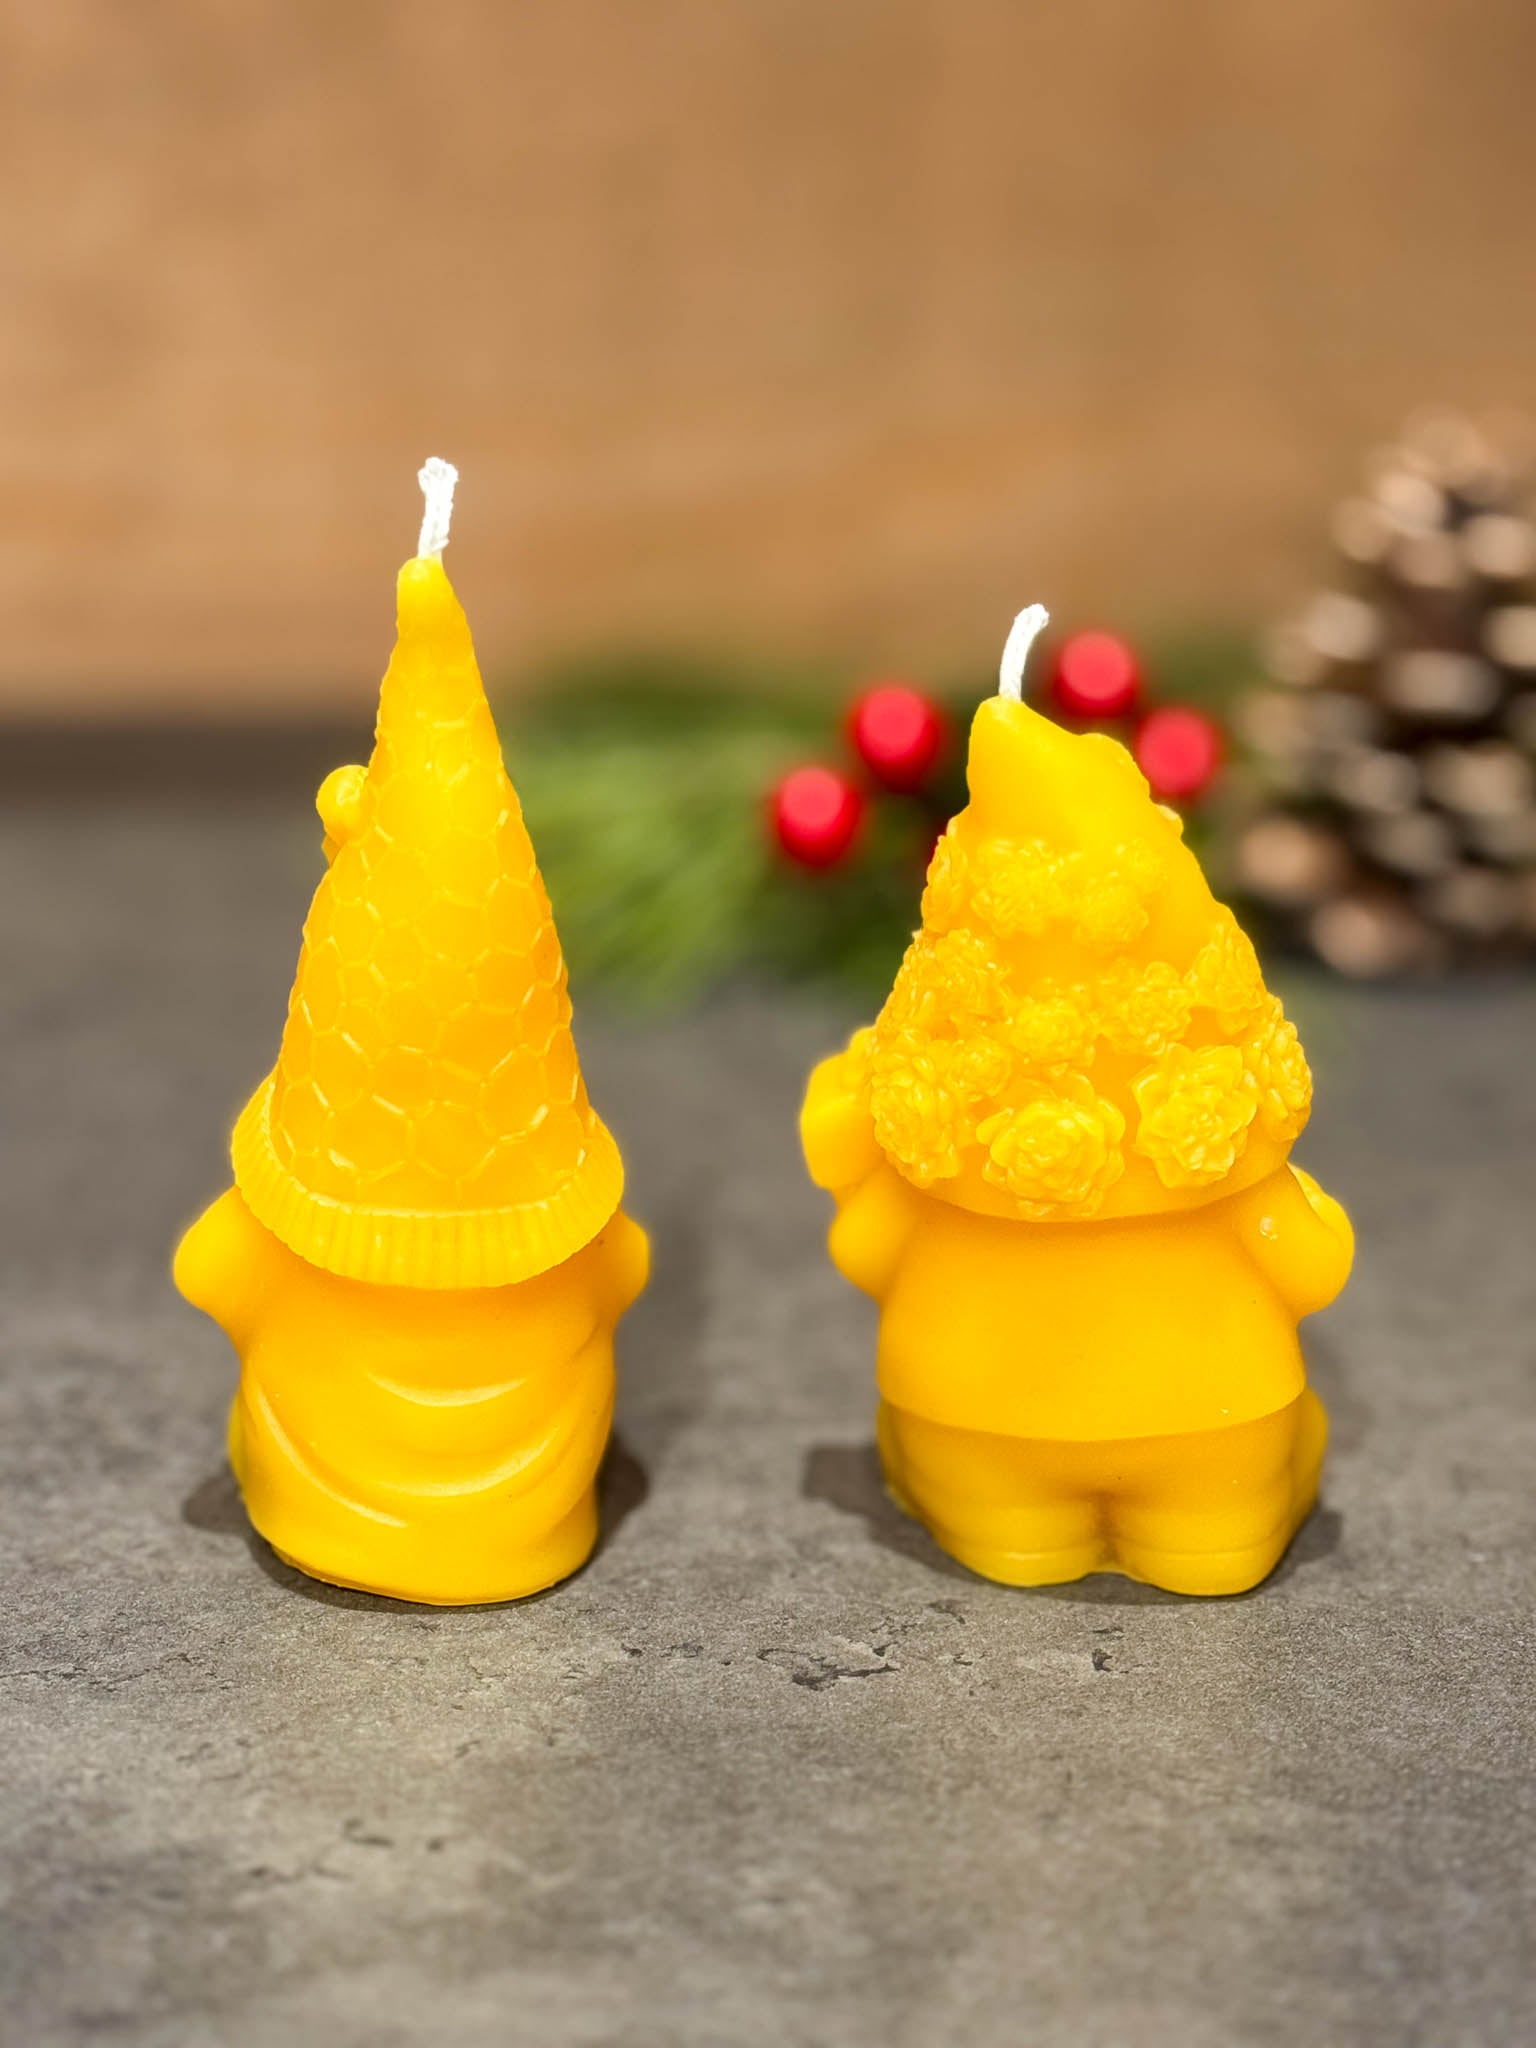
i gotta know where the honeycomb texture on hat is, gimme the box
[232,555,622,1288]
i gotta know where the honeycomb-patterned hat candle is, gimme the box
[173,464,648,1604]
[231,459,622,1289]
[801,605,1353,1598]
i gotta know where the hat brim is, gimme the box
[231,1075,626,1290]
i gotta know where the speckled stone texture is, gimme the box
[2,799,1534,2048]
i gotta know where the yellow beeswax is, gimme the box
[802,608,1352,1596]
[176,462,647,1603]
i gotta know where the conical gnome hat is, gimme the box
[231,463,622,1288]
[806,607,1313,1223]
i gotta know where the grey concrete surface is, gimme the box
[2,800,1534,2048]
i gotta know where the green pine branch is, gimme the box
[500,633,1253,1008]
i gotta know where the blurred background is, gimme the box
[4,0,1536,993]
[6,0,1536,709]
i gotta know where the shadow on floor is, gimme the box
[800,1440,973,1584]
[180,1433,651,1613]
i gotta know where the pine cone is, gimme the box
[1236,411,1536,975]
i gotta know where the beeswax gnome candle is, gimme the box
[174,460,648,1604]
[801,606,1353,1597]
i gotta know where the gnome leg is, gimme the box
[876,1402,1110,1586]
[1104,1390,1328,1597]
[876,1394,1326,1595]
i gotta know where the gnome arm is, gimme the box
[800,1047,882,1192]
[590,1210,651,1318]
[172,1188,277,1350]
[1227,1163,1355,1320]
[801,1044,923,1298]
[824,1164,925,1302]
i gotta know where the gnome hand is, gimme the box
[593,1211,651,1318]
[801,1047,883,1191]
[1229,1163,1355,1320]
[826,1164,923,1303]
[316,763,369,865]
[173,1188,273,1350]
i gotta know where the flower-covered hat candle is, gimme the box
[175,462,648,1605]
[801,607,1353,1596]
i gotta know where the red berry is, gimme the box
[846,683,948,792]
[770,765,865,868]
[1052,632,1142,720]
[1135,706,1223,803]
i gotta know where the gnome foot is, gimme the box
[1106,1388,1328,1597]
[878,1401,1112,1585]
[877,1392,1327,1597]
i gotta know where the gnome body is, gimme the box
[176,544,647,1605]
[176,1190,645,1604]
[802,693,1352,1597]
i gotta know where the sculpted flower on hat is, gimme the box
[977,1074,1126,1218]
[868,1029,1010,1187]
[946,1030,1013,1104]
[1185,913,1268,1035]
[1131,1042,1258,1188]
[1093,958,1193,1058]
[1242,996,1313,1141]
[920,830,969,933]
[922,927,1010,1022]
[868,1034,964,1185]
[1066,842,1163,948]
[970,838,1066,937]
[1007,980,1098,1073]
[878,926,1009,1036]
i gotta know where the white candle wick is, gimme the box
[417,457,458,559]
[998,603,1050,702]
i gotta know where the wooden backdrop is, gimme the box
[3,0,1535,714]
